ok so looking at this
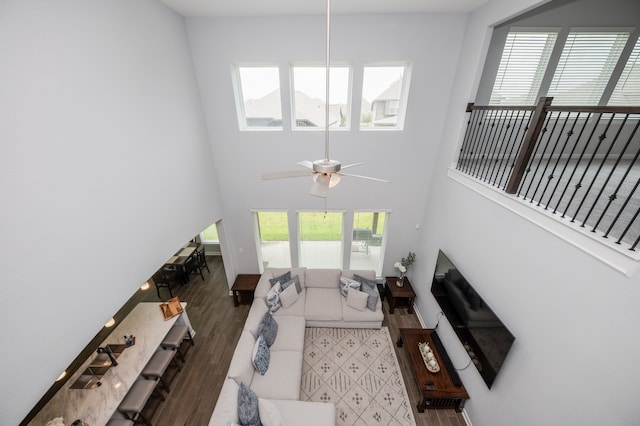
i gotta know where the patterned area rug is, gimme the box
[301,327,417,426]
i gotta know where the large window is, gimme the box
[291,65,351,129]
[349,211,389,276]
[548,30,629,105]
[200,223,219,243]
[254,211,291,271]
[487,29,637,106]
[233,65,282,130]
[298,211,343,268]
[360,64,411,129]
[489,31,558,105]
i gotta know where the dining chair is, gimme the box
[152,269,181,299]
[196,246,210,273]
[184,253,204,282]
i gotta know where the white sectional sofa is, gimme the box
[254,268,384,328]
[209,267,383,426]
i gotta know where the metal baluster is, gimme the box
[518,113,554,201]
[529,111,564,206]
[552,112,592,214]
[565,113,611,222]
[490,109,516,186]
[536,111,573,208]
[498,111,532,190]
[591,115,638,234]
[578,114,624,228]
[604,165,640,243]
[465,109,488,175]
[471,111,498,177]
[615,201,640,250]
[458,108,481,172]
[481,109,509,184]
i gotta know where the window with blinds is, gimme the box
[489,31,558,106]
[609,37,640,106]
[548,31,630,105]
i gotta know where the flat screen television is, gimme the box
[431,249,515,388]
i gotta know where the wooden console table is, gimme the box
[385,276,416,313]
[397,328,468,412]
[231,274,261,306]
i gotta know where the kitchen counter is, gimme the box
[30,302,193,426]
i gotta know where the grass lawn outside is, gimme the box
[257,211,386,241]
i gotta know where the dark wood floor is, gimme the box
[143,257,466,426]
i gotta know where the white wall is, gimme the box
[0,1,223,424]
[415,0,640,424]
[186,14,468,279]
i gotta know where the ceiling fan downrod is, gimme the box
[324,0,331,163]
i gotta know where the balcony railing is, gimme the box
[457,97,640,252]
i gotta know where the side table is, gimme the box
[231,274,261,307]
[385,276,416,314]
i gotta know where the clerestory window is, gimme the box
[360,64,411,130]
[233,65,283,130]
[291,65,351,130]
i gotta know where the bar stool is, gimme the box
[117,377,165,426]
[141,348,181,393]
[160,325,194,363]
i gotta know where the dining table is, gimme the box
[163,242,201,283]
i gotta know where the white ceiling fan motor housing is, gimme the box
[312,159,341,174]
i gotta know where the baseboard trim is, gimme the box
[462,408,473,426]
[413,304,426,328]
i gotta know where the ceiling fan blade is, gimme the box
[310,174,330,198]
[338,172,391,183]
[297,160,314,169]
[262,170,313,180]
[341,162,365,170]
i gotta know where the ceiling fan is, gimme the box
[261,0,391,198]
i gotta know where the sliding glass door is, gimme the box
[298,211,344,269]
[254,211,291,271]
[349,211,388,276]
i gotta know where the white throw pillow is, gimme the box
[339,276,361,297]
[258,398,286,426]
[279,283,299,309]
[266,282,283,313]
[346,287,368,311]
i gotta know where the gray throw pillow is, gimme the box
[291,275,302,293]
[281,275,302,294]
[354,273,377,290]
[257,312,278,347]
[359,282,380,311]
[237,383,261,426]
[269,271,291,287]
[252,335,270,376]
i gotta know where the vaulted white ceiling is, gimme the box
[159,0,489,17]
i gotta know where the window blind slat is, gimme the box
[548,31,629,105]
[610,38,640,106]
[489,32,557,106]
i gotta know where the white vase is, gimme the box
[397,276,404,287]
